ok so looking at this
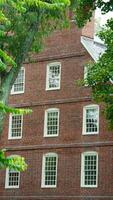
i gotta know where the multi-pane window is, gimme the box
[83,105,99,135]
[81,152,98,187]
[46,62,61,90]
[8,114,23,139]
[11,67,25,94]
[41,153,58,188]
[5,168,20,188]
[44,108,59,137]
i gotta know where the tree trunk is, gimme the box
[0,18,40,134]
[0,112,5,134]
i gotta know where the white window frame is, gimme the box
[41,153,58,188]
[82,104,99,135]
[84,66,88,87]
[46,62,61,91]
[8,114,23,140]
[5,168,20,189]
[110,78,113,84]
[81,151,98,188]
[11,67,25,95]
[44,108,60,137]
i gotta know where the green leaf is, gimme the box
[0,101,32,114]
[0,150,27,171]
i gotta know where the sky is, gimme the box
[95,8,113,26]
[94,8,113,43]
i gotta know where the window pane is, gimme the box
[84,154,97,186]
[47,110,59,136]
[8,170,20,187]
[48,65,60,89]
[13,69,24,92]
[44,155,57,186]
[85,107,98,133]
[11,115,22,138]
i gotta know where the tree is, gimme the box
[1,0,112,170]
[74,0,113,129]
[0,149,27,171]
[0,0,70,131]
[0,0,72,170]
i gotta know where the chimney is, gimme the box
[82,15,95,39]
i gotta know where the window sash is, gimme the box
[8,114,23,139]
[11,68,25,94]
[46,63,61,90]
[44,109,59,137]
[5,168,20,188]
[41,153,58,188]
[81,152,98,188]
[83,105,99,135]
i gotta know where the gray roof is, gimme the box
[81,36,106,61]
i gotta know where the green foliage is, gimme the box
[0,0,72,116]
[0,0,71,171]
[0,49,16,72]
[0,101,31,171]
[0,0,70,59]
[0,0,73,171]
[73,0,113,27]
[72,0,95,28]
[82,18,113,128]
[95,0,113,13]
[0,150,27,171]
[0,101,32,114]
[105,103,113,130]
[0,0,112,172]
[74,1,113,128]
[0,0,71,108]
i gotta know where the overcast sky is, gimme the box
[95,8,113,26]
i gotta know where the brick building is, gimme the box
[0,18,113,200]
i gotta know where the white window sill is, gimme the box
[8,137,22,140]
[10,91,24,95]
[41,185,56,188]
[81,185,97,188]
[82,132,99,135]
[5,186,19,189]
[43,134,59,138]
[46,88,60,91]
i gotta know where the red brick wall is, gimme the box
[8,55,91,106]
[0,147,113,199]
[82,15,95,39]
[1,101,113,148]
[0,22,113,200]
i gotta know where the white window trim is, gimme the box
[110,78,113,84]
[41,153,58,188]
[5,168,20,189]
[46,62,61,91]
[82,104,99,135]
[44,108,60,137]
[81,151,98,188]
[8,114,23,140]
[84,66,88,87]
[11,67,25,95]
